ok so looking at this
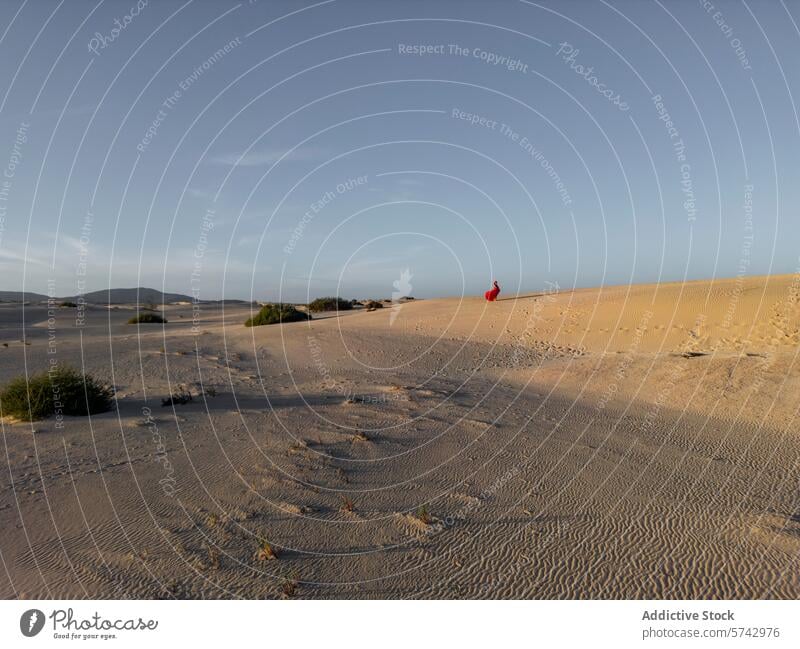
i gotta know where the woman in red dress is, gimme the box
[484,280,500,302]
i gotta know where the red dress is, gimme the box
[484,283,500,301]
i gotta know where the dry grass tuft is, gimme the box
[416,505,433,525]
[280,572,299,598]
[255,538,278,561]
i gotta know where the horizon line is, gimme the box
[2,271,796,304]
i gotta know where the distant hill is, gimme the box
[63,287,194,304]
[0,291,49,302]
[0,287,244,304]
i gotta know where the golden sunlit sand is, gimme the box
[1,274,799,598]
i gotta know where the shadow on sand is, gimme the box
[495,293,549,302]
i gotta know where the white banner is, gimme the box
[1,600,796,648]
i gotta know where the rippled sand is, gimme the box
[2,275,799,598]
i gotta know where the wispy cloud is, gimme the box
[0,248,48,266]
[395,178,425,187]
[236,234,262,247]
[187,187,212,200]
[57,234,85,252]
[208,146,326,167]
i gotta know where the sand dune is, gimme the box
[1,275,799,598]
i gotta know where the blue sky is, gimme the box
[0,0,798,301]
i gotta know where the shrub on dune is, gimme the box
[0,365,114,421]
[307,296,353,313]
[244,303,311,327]
[128,312,167,324]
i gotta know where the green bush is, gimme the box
[0,365,114,421]
[128,312,167,324]
[245,303,311,327]
[59,301,78,308]
[307,296,353,313]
